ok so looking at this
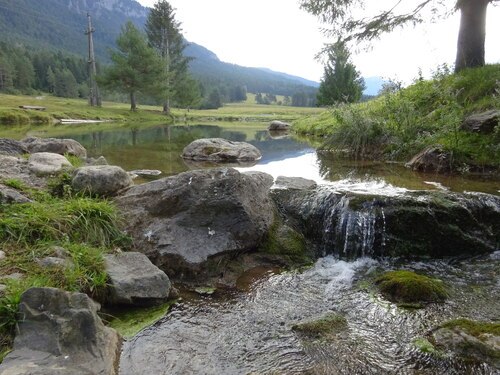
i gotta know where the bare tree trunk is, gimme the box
[454,0,489,73]
[130,92,137,111]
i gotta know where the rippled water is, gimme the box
[120,253,500,375]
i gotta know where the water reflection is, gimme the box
[11,123,497,195]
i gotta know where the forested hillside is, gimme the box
[0,0,318,99]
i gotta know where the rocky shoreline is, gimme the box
[0,136,499,374]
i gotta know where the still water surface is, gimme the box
[20,122,499,195]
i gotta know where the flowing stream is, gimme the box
[120,252,500,374]
[1,122,498,373]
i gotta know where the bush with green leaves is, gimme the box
[294,64,500,167]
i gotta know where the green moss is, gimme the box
[106,302,175,339]
[375,270,448,305]
[413,337,439,355]
[292,313,347,340]
[259,218,311,264]
[441,319,500,339]
[433,318,500,365]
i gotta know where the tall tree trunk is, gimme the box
[163,100,170,114]
[454,0,489,73]
[130,92,137,111]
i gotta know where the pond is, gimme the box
[4,122,498,195]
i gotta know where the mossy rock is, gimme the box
[375,270,448,305]
[105,301,175,339]
[259,218,312,265]
[431,318,500,368]
[292,313,347,341]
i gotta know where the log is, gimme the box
[19,105,46,111]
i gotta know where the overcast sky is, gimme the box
[136,0,500,83]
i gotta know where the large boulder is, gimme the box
[181,138,262,162]
[72,165,132,196]
[115,168,275,279]
[104,252,171,306]
[271,186,500,259]
[28,152,72,176]
[22,137,87,158]
[461,110,499,134]
[406,145,453,173]
[0,139,28,156]
[0,287,121,375]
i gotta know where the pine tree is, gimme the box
[46,66,56,93]
[146,0,191,113]
[317,41,364,105]
[99,21,164,111]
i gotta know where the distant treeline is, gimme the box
[0,41,318,108]
[0,42,90,98]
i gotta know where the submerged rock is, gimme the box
[104,252,171,306]
[181,138,262,162]
[431,319,500,369]
[22,137,87,158]
[0,287,121,375]
[72,165,132,196]
[272,187,500,259]
[115,168,274,279]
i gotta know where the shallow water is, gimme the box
[2,122,498,195]
[120,253,500,375]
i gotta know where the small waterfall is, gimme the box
[273,185,500,261]
[316,192,385,259]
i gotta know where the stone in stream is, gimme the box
[430,319,500,369]
[181,138,262,162]
[406,145,453,173]
[115,168,275,279]
[271,187,500,259]
[104,252,171,306]
[0,287,121,375]
[71,165,133,197]
[22,137,87,158]
[268,120,291,131]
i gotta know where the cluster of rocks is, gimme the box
[1,130,499,373]
[0,137,133,197]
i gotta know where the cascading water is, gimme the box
[119,185,500,375]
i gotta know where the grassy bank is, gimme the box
[0,93,323,127]
[293,65,500,168]
[0,175,129,360]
